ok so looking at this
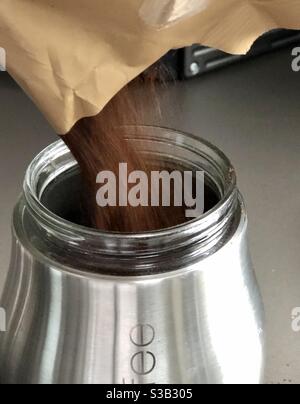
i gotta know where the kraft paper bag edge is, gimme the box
[0,0,300,134]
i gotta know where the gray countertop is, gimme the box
[0,47,299,384]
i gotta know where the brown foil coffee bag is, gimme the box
[0,0,300,134]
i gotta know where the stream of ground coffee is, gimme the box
[62,68,189,232]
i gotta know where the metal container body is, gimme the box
[0,203,264,384]
[0,129,265,384]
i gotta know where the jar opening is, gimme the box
[40,165,221,231]
[22,126,238,275]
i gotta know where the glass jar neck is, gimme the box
[22,126,239,276]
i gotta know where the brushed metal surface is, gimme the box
[0,203,264,384]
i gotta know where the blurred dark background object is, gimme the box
[163,29,300,79]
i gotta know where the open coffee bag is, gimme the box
[0,0,300,134]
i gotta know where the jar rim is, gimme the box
[22,126,238,269]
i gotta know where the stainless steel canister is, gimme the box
[0,126,265,384]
